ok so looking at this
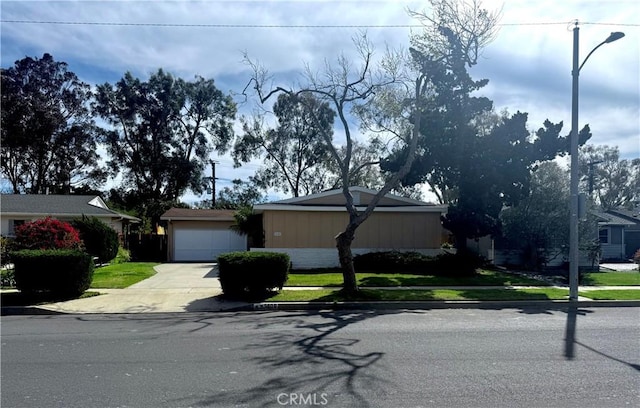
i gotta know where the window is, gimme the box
[7,220,25,236]
[599,228,610,244]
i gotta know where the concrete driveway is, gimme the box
[39,263,247,314]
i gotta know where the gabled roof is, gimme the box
[606,208,640,224]
[160,208,236,221]
[254,187,447,213]
[0,194,139,221]
[592,210,636,226]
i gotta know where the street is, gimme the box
[2,307,639,408]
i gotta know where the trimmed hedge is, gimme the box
[218,251,290,298]
[353,250,484,277]
[12,249,94,296]
[72,217,119,263]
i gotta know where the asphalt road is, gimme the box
[2,307,639,408]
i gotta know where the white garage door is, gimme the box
[173,228,247,261]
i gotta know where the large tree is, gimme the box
[580,145,639,210]
[1,53,106,193]
[233,93,334,197]
[383,24,591,249]
[94,69,236,220]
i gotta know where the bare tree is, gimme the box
[244,34,424,293]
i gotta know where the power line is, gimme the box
[1,19,638,28]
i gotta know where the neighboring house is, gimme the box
[603,208,640,259]
[0,194,139,237]
[252,187,448,269]
[593,210,636,261]
[161,208,246,262]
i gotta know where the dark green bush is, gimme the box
[218,251,290,298]
[353,250,483,277]
[72,217,119,263]
[12,249,94,296]
[354,251,426,273]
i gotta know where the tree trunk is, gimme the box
[336,229,358,294]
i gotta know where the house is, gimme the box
[0,194,139,238]
[601,208,640,259]
[593,210,636,261]
[251,187,448,269]
[160,208,247,262]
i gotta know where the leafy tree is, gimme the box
[500,162,570,269]
[94,69,236,222]
[71,216,119,263]
[233,93,335,197]
[382,23,591,249]
[194,178,266,210]
[1,53,106,193]
[580,145,639,210]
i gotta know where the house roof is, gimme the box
[592,210,636,226]
[0,194,140,221]
[606,208,640,224]
[160,208,237,221]
[254,187,447,214]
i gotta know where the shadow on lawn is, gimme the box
[0,290,99,307]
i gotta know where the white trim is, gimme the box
[268,186,432,206]
[161,216,235,221]
[88,196,109,209]
[254,204,447,213]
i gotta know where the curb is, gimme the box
[3,300,639,316]
[245,299,640,312]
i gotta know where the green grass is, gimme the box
[581,272,640,286]
[0,290,100,307]
[285,269,548,287]
[579,290,640,300]
[267,288,569,302]
[90,262,158,288]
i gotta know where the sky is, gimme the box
[1,0,639,204]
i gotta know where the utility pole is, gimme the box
[210,160,218,208]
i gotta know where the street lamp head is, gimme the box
[605,32,625,43]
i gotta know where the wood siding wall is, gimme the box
[263,211,442,249]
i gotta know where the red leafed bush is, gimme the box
[14,217,83,251]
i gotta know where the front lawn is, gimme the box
[268,288,568,302]
[285,268,548,287]
[579,289,640,300]
[90,262,158,288]
[581,272,640,286]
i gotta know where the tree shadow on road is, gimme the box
[182,309,413,408]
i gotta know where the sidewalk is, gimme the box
[2,264,639,315]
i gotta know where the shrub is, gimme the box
[218,251,290,298]
[1,236,15,266]
[1,268,16,288]
[72,217,119,263]
[354,251,426,273]
[353,250,483,277]
[14,217,83,251]
[11,249,94,296]
[113,246,131,264]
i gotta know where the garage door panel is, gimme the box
[174,228,246,261]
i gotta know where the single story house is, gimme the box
[0,194,139,237]
[593,210,636,261]
[600,208,640,259]
[252,187,448,269]
[160,208,247,262]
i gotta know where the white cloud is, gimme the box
[2,0,638,202]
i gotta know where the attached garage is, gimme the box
[161,208,247,262]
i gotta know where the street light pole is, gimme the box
[569,24,624,301]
